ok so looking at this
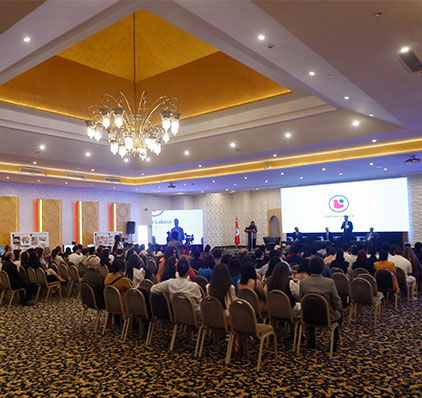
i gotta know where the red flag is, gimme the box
[235,217,240,246]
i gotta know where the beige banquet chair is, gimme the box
[102,285,126,339]
[198,296,230,358]
[0,271,26,308]
[36,267,61,301]
[227,298,277,371]
[395,267,412,303]
[349,277,383,327]
[147,292,174,347]
[122,288,151,343]
[331,272,350,304]
[68,265,82,297]
[237,287,266,321]
[297,293,340,359]
[80,282,104,333]
[266,289,300,351]
[351,267,370,280]
[169,294,202,356]
[26,267,41,302]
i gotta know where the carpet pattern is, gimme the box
[0,294,421,397]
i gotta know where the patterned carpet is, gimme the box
[0,294,421,398]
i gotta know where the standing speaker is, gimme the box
[126,221,136,234]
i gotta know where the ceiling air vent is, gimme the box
[399,50,422,73]
[65,173,86,179]
[104,177,121,183]
[20,167,44,175]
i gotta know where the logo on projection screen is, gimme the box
[328,195,349,213]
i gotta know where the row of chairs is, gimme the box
[81,281,340,369]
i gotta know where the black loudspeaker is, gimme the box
[126,221,136,234]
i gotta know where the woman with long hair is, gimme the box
[264,256,282,281]
[403,246,422,291]
[266,262,296,308]
[330,250,349,273]
[238,262,265,300]
[352,249,375,275]
[52,246,67,268]
[157,246,177,282]
[161,256,178,282]
[99,248,112,269]
[208,263,236,318]
[112,234,123,254]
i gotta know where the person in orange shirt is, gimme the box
[374,251,399,292]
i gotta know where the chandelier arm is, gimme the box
[140,96,173,130]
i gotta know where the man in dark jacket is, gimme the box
[2,252,38,304]
[81,255,105,308]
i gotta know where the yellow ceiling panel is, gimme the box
[58,9,219,82]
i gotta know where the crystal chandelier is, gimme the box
[85,13,181,160]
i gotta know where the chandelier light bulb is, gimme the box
[124,136,133,151]
[102,116,110,129]
[162,115,171,131]
[110,141,119,155]
[162,131,170,143]
[154,142,161,155]
[118,144,126,158]
[94,128,102,142]
[114,116,123,128]
[170,118,179,135]
[138,147,147,160]
[87,126,95,139]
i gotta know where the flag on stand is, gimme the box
[235,217,240,247]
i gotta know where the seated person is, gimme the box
[374,251,399,293]
[2,252,38,305]
[294,259,310,281]
[197,255,215,282]
[266,262,297,309]
[330,250,349,273]
[299,256,342,350]
[150,260,202,318]
[352,249,375,275]
[324,247,336,266]
[207,263,236,319]
[104,258,134,305]
[286,245,302,267]
[228,257,241,294]
[238,262,265,300]
[389,245,415,298]
[82,256,105,308]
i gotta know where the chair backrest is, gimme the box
[150,292,173,322]
[330,267,344,275]
[125,288,149,320]
[394,267,407,289]
[330,272,350,296]
[0,270,11,289]
[36,267,47,286]
[237,287,260,316]
[139,279,154,291]
[80,282,98,310]
[266,289,293,321]
[359,273,379,296]
[78,262,88,277]
[229,298,258,336]
[375,269,394,291]
[58,263,69,280]
[99,265,108,277]
[193,276,208,293]
[350,277,373,304]
[301,293,331,328]
[351,267,369,279]
[172,294,198,327]
[69,265,80,282]
[18,266,28,282]
[103,285,124,314]
[27,267,38,284]
[200,296,228,332]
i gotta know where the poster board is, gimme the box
[10,232,49,250]
[93,231,123,248]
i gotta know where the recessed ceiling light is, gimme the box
[257,34,265,41]
[369,113,374,117]
[234,183,237,186]
[65,182,68,185]
[146,157,151,162]
[255,188,259,190]
[400,46,410,54]
[37,179,40,182]
[225,188,229,191]
[344,96,350,100]
[339,172,343,176]
[280,172,284,175]
[184,150,190,156]
[85,151,91,157]
[308,71,316,76]
[300,176,303,180]
[141,173,144,175]
[284,132,292,138]
[198,164,202,168]
[229,142,236,148]
[273,154,277,157]
[352,120,360,127]
[91,168,95,172]
[184,183,187,186]
[244,176,247,180]
[23,36,31,43]
[372,139,377,143]
[39,144,46,151]
[265,179,268,183]
[33,161,37,165]
[322,167,326,171]
[212,180,215,183]
[113,186,116,189]
[369,162,374,166]
[6,176,10,179]
[384,167,388,171]
[201,190,204,194]
[124,158,129,163]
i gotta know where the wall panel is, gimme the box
[0,196,18,246]
[82,201,99,245]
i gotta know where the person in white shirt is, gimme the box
[150,260,202,317]
[68,245,83,266]
[389,245,417,300]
